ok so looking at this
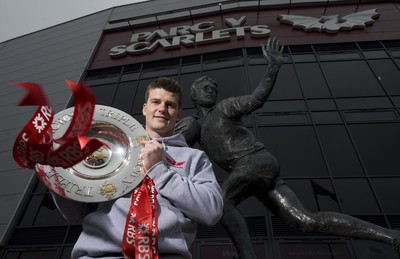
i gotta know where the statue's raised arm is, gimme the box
[242,36,284,112]
[262,36,284,74]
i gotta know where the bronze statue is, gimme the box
[175,37,400,259]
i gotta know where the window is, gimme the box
[285,179,340,213]
[317,125,364,177]
[334,178,380,214]
[371,178,400,214]
[179,71,203,109]
[248,64,304,101]
[369,59,400,95]
[295,63,332,99]
[112,81,138,113]
[91,83,117,106]
[321,60,385,98]
[259,126,328,177]
[202,66,249,100]
[348,123,400,176]
[279,243,352,259]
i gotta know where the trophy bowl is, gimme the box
[36,105,149,203]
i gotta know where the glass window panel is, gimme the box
[318,52,361,61]
[90,84,117,106]
[18,250,59,259]
[363,50,389,59]
[178,72,202,109]
[203,59,244,70]
[314,42,358,52]
[358,41,382,50]
[248,52,291,64]
[395,58,400,68]
[124,63,141,73]
[61,246,74,259]
[66,225,83,243]
[285,179,340,213]
[112,81,138,113]
[389,50,400,58]
[248,64,303,101]
[180,63,201,74]
[237,196,265,217]
[343,110,397,122]
[311,111,342,124]
[141,69,178,79]
[334,178,380,214]
[143,58,180,69]
[130,78,154,117]
[307,99,337,111]
[258,126,328,177]
[198,243,266,259]
[394,96,400,109]
[18,195,43,226]
[257,113,309,125]
[290,45,313,53]
[86,76,119,86]
[248,56,267,65]
[369,59,400,95]
[336,97,393,110]
[120,71,140,82]
[34,197,69,226]
[182,55,200,65]
[86,67,121,79]
[352,239,400,259]
[321,61,386,98]
[371,178,400,214]
[19,194,68,226]
[202,66,248,101]
[4,250,60,259]
[295,63,332,99]
[279,243,351,259]
[3,251,20,259]
[309,179,341,212]
[259,100,307,113]
[317,125,364,176]
[203,49,242,62]
[348,123,400,176]
[33,179,49,194]
[292,54,316,63]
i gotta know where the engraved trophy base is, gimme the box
[37,105,149,203]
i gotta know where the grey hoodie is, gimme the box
[53,133,223,259]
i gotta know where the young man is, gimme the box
[53,77,223,259]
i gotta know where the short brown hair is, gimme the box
[145,77,182,107]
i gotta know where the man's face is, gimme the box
[142,88,181,138]
[194,80,218,107]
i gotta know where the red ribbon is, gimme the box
[12,80,104,169]
[123,176,158,259]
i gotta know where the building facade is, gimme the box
[1,0,400,258]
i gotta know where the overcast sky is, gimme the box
[0,0,148,43]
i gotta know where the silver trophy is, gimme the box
[37,105,148,203]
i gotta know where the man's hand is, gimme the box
[262,37,284,71]
[140,140,164,174]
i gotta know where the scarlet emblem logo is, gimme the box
[277,9,380,34]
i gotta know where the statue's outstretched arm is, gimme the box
[248,37,284,109]
[221,37,284,118]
